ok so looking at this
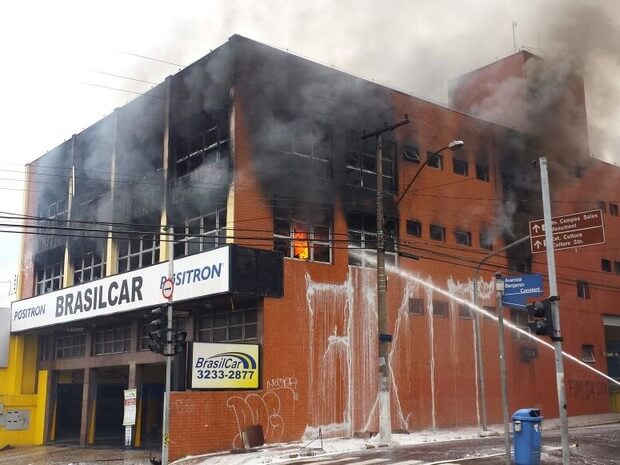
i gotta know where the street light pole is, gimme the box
[361,116,410,443]
[494,273,511,465]
[472,234,529,432]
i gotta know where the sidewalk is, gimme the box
[171,413,620,465]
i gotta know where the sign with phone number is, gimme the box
[189,342,260,389]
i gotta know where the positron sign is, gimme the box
[190,342,260,390]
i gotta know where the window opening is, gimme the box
[94,323,131,355]
[430,224,446,242]
[174,207,227,258]
[347,212,397,267]
[615,261,620,274]
[408,298,424,315]
[476,164,489,181]
[427,152,443,169]
[602,259,612,272]
[610,203,619,217]
[346,130,395,192]
[197,299,260,343]
[459,303,473,319]
[453,158,468,176]
[510,309,530,341]
[118,231,160,273]
[581,344,595,363]
[73,250,106,285]
[577,280,590,299]
[274,207,331,263]
[36,257,64,295]
[597,201,607,213]
[455,230,472,246]
[55,333,86,359]
[433,301,448,317]
[406,219,422,237]
[404,145,420,163]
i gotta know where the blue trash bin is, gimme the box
[512,408,543,465]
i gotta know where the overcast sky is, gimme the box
[0,0,618,304]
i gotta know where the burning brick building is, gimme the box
[1,36,619,460]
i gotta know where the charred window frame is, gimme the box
[403,145,420,163]
[455,229,472,246]
[408,298,424,315]
[347,212,397,268]
[277,123,333,179]
[430,224,446,242]
[197,299,260,343]
[55,333,86,359]
[273,206,331,263]
[577,280,590,299]
[602,259,612,272]
[427,152,443,169]
[406,219,422,237]
[174,120,230,178]
[346,130,395,192]
[453,157,468,176]
[476,163,490,181]
[35,250,64,295]
[73,250,106,285]
[433,300,449,317]
[46,198,68,220]
[174,207,227,259]
[117,231,160,273]
[610,203,619,216]
[93,323,132,355]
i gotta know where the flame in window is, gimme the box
[293,223,310,260]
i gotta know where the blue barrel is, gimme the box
[512,408,543,465]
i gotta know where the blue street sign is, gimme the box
[502,274,544,309]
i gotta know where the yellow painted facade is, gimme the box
[0,334,48,448]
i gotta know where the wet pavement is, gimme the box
[0,444,158,465]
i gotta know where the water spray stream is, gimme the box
[387,262,620,387]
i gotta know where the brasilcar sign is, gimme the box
[11,246,230,332]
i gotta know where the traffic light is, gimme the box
[148,307,166,354]
[173,331,187,355]
[527,299,555,339]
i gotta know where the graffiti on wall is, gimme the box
[567,379,609,401]
[226,376,298,448]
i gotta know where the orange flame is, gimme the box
[293,224,310,260]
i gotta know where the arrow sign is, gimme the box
[502,273,544,309]
[529,209,605,254]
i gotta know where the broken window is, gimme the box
[577,280,590,299]
[117,230,160,273]
[453,158,468,176]
[273,207,331,263]
[174,116,230,178]
[174,207,227,258]
[427,152,443,169]
[404,145,420,163]
[430,224,446,242]
[581,344,595,363]
[347,212,397,268]
[346,130,395,192]
[46,198,68,220]
[276,123,333,179]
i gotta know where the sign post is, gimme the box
[529,209,605,253]
[123,389,137,448]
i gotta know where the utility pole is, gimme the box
[539,157,570,465]
[161,225,174,465]
[494,273,510,465]
[361,115,409,443]
[472,234,529,432]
